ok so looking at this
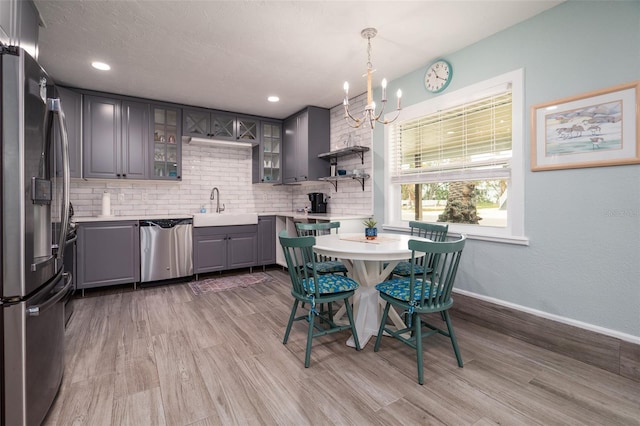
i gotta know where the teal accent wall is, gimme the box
[374,1,640,340]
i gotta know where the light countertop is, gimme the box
[73,212,371,223]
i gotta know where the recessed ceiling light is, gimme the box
[91,61,111,71]
[267,96,279,103]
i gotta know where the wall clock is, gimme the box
[424,59,452,93]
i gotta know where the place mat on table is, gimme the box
[339,234,400,244]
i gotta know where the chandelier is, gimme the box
[343,27,402,129]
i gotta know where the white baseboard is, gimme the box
[453,288,640,346]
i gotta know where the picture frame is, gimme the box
[530,81,640,171]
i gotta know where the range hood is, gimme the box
[182,136,257,148]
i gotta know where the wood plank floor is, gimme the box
[44,268,640,426]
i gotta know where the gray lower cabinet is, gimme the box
[257,216,276,266]
[76,221,140,289]
[193,225,258,274]
[83,95,149,179]
[282,106,330,184]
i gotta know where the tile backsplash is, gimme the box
[70,94,373,218]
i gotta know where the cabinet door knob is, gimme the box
[122,174,127,177]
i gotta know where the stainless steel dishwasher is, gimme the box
[140,218,193,282]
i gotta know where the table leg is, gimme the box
[343,259,404,348]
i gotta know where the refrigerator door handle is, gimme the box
[48,97,71,268]
[26,272,72,317]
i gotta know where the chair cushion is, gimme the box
[303,274,358,294]
[307,260,348,274]
[375,277,432,302]
[390,260,425,276]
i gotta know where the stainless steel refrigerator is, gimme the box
[1,45,71,425]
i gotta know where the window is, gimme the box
[384,69,526,244]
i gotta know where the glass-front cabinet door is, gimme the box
[183,108,209,138]
[152,105,181,180]
[210,112,235,140]
[261,121,281,183]
[237,116,260,143]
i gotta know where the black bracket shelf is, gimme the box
[318,174,369,191]
[317,145,370,165]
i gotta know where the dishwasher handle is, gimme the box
[139,218,193,228]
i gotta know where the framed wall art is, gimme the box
[530,81,640,171]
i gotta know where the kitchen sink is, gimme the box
[192,212,258,227]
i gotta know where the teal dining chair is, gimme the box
[279,231,361,367]
[374,236,466,384]
[295,222,348,275]
[389,221,448,278]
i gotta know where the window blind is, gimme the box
[390,90,512,184]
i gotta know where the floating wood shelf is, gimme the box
[318,145,370,164]
[318,174,369,191]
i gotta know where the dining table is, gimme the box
[313,232,428,348]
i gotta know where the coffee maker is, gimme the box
[308,192,327,213]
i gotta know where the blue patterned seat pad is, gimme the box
[302,274,358,294]
[376,277,433,302]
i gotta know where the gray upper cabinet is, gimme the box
[56,86,82,178]
[83,95,149,179]
[282,106,330,184]
[183,108,260,144]
[252,120,282,184]
[0,0,39,58]
[151,105,182,180]
[236,115,260,143]
[183,108,210,138]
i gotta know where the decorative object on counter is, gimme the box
[363,218,378,240]
[200,205,206,213]
[188,272,271,296]
[343,27,402,129]
[101,191,111,216]
[330,158,337,176]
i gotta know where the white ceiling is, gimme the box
[34,0,561,120]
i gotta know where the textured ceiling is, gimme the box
[34,1,561,120]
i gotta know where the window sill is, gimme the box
[381,224,529,246]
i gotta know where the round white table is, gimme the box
[313,232,428,347]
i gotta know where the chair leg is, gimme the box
[344,296,361,351]
[283,300,299,344]
[415,313,424,385]
[374,302,392,352]
[304,309,316,368]
[443,310,463,367]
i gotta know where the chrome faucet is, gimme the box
[210,187,225,213]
